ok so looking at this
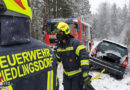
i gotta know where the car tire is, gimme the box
[116,74,124,79]
[110,73,124,79]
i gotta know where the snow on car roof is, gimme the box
[102,39,127,48]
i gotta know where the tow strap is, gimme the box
[91,69,106,81]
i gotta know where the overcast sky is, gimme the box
[89,0,129,14]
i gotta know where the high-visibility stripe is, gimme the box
[57,47,74,52]
[57,61,60,65]
[8,85,13,90]
[56,54,61,64]
[56,54,60,59]
[0,85,13,90]
[80,60,89,66]
[1,88,5,90]
[51,71,53,90]
[47,70,54,90]
[56,74,58,86]
[81,63,89,66]
[64,68,81,76]
[75,45,86,56]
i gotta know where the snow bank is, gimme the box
[58,67,130,90]
[90,69,130,90]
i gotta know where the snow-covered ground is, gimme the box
[90,68,130,90]
[58,40,130,90]
[58,64,130,90]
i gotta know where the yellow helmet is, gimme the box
[0,0,32,20]
[57,22,70,35]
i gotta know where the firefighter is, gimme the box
[0,0,57,90]
[55,22,90,90]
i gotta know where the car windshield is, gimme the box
[101,41,128,57]
[46,23,57,34]
[46,22,72,34]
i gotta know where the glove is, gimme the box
[82,72,91,84]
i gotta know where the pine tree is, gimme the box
[110,4,119,36]
[96,2,110,39]
[71,0,91,22]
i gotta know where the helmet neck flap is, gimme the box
[0,15,31,46]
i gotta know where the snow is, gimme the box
[58,40,130,90]
[58,64,130,90]
[58,63,130,90]
[105,50,122,57]
[90,68,130,90]
[102,39,127,48]
[96,50,122,58]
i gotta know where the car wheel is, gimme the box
[112,74,124,79]
[116,74,124,79]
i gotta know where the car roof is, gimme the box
[102,39,127,49]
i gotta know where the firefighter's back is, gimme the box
[0,0,57,90]
[0,38,57,90]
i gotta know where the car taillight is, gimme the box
[0,77,1,82]
[121,58,128,67]
[0,77,3,86]
[92,48,97,56]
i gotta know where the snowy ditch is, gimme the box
[58,60,130,90]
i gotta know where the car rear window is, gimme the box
[100,41,128,57]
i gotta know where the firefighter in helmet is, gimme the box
[0,0,57,90]
[55,22,90,90]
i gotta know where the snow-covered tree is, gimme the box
[120,5,128,29]
[91,14,98,39]
[92,2,129,45]
[110,4,119,36]
[31,0,45,41]
[30,0,91,41]
[71,0,91,22]
[122,5,130,46]
[118,5,129,40]
[95,3,111,39]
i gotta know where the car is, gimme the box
[90,39,128,79]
